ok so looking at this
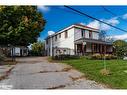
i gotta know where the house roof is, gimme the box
[74,38,112,45]
[45,24,99,40]
[74,23,99,31]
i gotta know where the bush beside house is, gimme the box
[90,54,117,60]
[52,54,117,60]
[52,54,80,60]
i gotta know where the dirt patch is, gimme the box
[69,75,85,81]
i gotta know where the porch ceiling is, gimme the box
[74,38,112,45]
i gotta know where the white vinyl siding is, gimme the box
[74,28,82,41]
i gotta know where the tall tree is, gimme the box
[113,40,127,58]
[113,40,127,47]
[0,6,46,46]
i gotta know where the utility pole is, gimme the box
[99,21,107,70]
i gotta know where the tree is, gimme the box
[0,6,46,46]
[31,41,45,56]
[113,40,127,58]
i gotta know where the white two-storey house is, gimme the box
[45,24,112,56]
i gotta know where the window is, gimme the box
[59,33,61,38]
[89,31,92,39]
[64,50,66,52]
[55,35,57,41]
[65,31,68,38]
[82,29,85,37]
[46,39,48,44]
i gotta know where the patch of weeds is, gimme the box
[100,69,111,76]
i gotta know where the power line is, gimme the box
[64,5,127,33]
[101,6,127,24]
[54,7,91,24]
[102,6,117,16]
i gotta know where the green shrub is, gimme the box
[69,55,80,59]
[91,54,117,60]
[53,54,80,60]
[104,54,117,60]
[111,55,117,59]
[91,53,102,60]
[28,50,43,56]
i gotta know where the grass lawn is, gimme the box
[59,57,127,89]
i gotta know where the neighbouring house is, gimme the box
[0,46,28,57]
[10,47,29,57]
[45,24,113,56]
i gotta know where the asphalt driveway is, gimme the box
[0,57,107,89]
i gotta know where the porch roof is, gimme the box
[74,38,112,45]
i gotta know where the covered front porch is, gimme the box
[74,38,113,56]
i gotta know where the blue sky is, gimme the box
[37,6,127,41]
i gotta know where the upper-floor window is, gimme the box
[89,31,92,39]
[65,31,68,38]
[92,32,99,40]
[46,39,48,44]
[55,35,57,41]
[59,33,61,38]
[81,29,85,37]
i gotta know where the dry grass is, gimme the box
[100,69,111,76]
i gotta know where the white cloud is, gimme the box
[37,6,50,12]
[80,22,86,25]
[106,17,119,25]
[87,17,119,31]
[102,18,119,31]
[111,34,127,40]
[101,23,111,31]
[122,13,127,19]
[48,31,55,36]
[87,20,100,29]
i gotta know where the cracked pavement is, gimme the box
[0,57,107,89]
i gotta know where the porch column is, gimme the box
[74,44,77,55]
[104,45,106,54]
[82,43,84,56]
[100,44,102,54]
[92,43,94,54]
[97,44,99,52]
